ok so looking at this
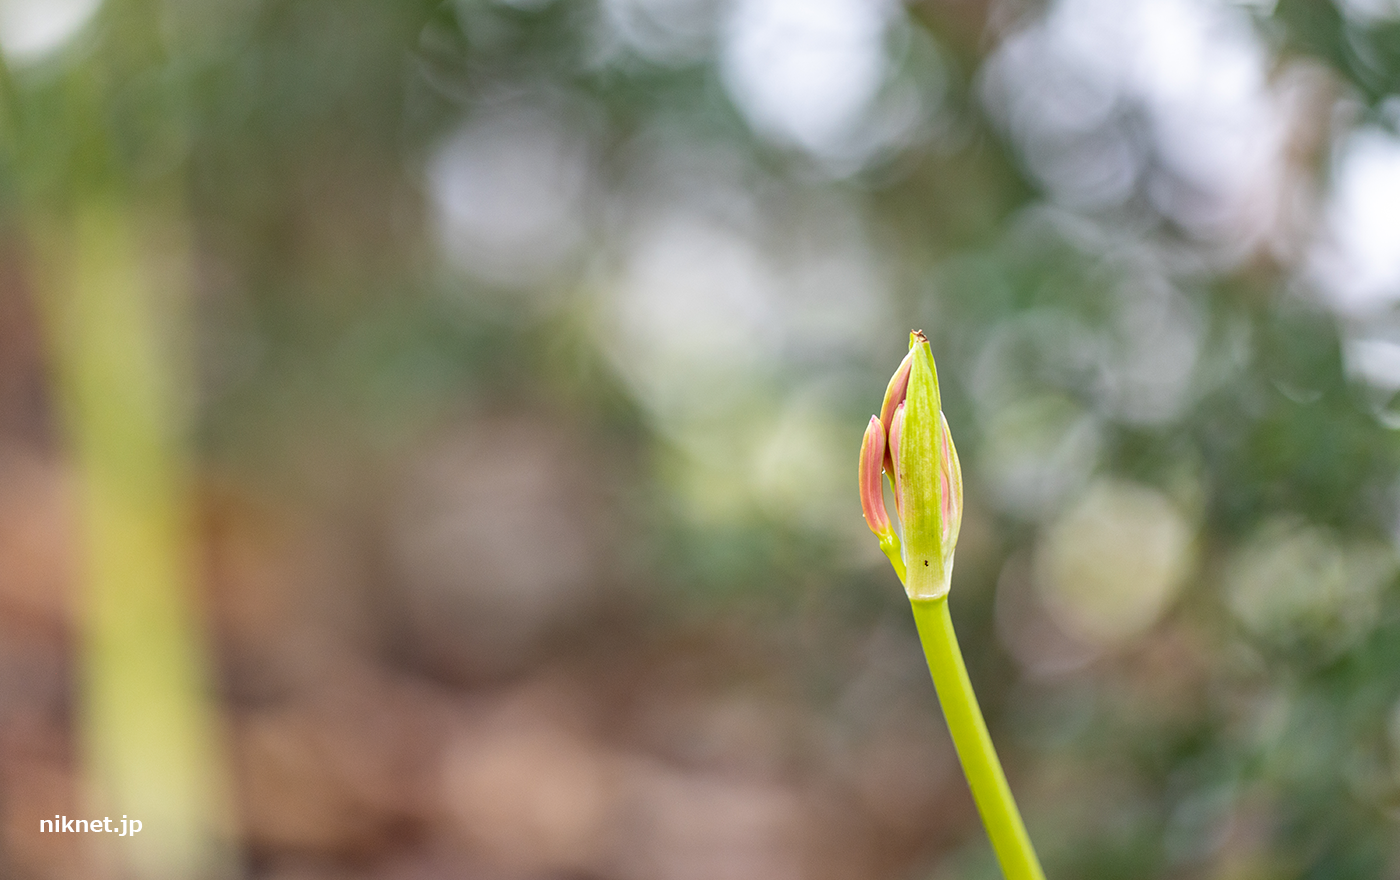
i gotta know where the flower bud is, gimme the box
[859,331,964,599]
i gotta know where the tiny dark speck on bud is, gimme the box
[924,560,929,566]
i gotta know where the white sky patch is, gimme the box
[981,0,1290,249]
[1336,0,1400,23]
[597,207,826,528]
[595,161,894,528]
[0,0,102,66]
[599,140,892,426]
[1345,337,1400,391]
[427,106,591,289]
[600,201,890,415]
[720,0,896,160]
[601,207,781,425]
[1310,128,1400,316]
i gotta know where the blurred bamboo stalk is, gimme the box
[36,201,237,880]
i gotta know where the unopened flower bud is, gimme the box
[858,331,964,599]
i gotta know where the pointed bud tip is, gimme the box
[879,348,915,473]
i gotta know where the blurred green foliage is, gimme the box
[11,0,1400,877]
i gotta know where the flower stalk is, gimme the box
[860,332,1045,880]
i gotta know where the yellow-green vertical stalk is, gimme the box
[37,202,235,880]
[861,332,1044,880]
[912,598,1044,880]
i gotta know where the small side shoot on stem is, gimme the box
[860,331,1045,880]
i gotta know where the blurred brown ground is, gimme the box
[0,277,972,879]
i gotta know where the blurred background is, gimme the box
[4,0,1400,878]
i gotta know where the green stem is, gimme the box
[911,597,1045,880]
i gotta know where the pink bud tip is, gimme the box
[879,350,913,475]
[859,416,892,536]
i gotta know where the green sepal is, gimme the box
[897,333,952,599]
